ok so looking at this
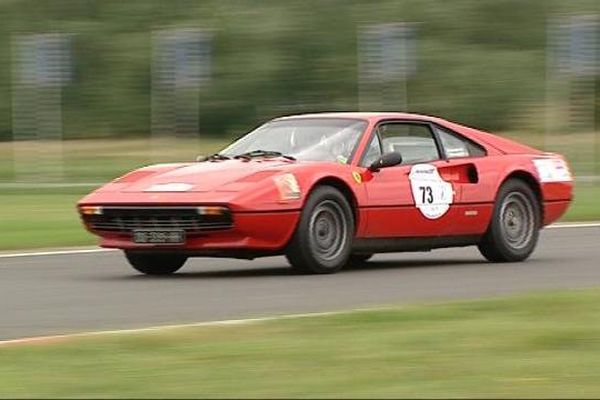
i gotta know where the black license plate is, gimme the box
[133,230,185,244]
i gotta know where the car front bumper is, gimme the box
[82,209,300,255]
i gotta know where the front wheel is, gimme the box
[478,179,541,262]
[124,251,187,275]
[285,186,354,274]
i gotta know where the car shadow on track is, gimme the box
[97,258,489,281]
[346,258,487,271]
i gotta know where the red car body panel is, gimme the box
[78,112,573,255]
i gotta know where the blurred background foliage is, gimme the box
[0,0,599,142]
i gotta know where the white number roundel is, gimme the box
[409,164,454,219]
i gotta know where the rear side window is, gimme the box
[435,126,486,158]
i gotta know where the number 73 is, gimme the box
[419,186,434,204]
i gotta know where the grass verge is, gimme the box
[0,137,229,182]
[2,288,600,397]
[0,184,598,251]
[566,183,600,221]
[0,187,96,250]
[0,137,598,250]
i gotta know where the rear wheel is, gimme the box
[286,186,354,274]
[124,251,187,275]
[478,179,541,262]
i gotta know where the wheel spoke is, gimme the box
[500,192,534,250]
[308,200,348,262]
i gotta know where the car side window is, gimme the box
[435,126,486,158]
[378,123,440,165]
[360,134,383,167]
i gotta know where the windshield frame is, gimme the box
[219,117,369,164]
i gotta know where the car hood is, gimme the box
[115,159,294,193]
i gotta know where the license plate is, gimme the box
[133,230,185,244]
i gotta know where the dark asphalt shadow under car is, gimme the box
[90,257,495,281]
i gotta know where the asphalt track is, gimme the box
[1,226,599,341]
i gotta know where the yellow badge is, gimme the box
[352,171,362,184]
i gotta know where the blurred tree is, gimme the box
[0,0,599,141]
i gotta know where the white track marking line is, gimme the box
[0,222,598,259]
[546,222,600,229]
[0,248,115,259]
[0,308,376,347]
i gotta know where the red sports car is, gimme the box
[78,112,573,275]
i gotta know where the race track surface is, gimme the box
[1,226,599,340]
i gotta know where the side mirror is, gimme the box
[368,152,403,172]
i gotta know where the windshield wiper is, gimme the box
[233,150,296,161]
[197,153,231,162]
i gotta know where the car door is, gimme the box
[361,121,458,238]
[428,124,493,236]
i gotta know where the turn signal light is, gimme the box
[196,206,228,215]
[79,206,103,215]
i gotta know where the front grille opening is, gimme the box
[82,207,233,235]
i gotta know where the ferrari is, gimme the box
[78,112,573,275]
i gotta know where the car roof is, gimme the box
[273,112,448,124]
[272,112,543,155]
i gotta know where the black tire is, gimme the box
[478,179,541,263]
[285,186,354,274]
[347,253,374,265]
[124,251,187,275]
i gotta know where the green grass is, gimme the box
[0,137,229,250]
[2,288,600,397]
[0,188,96,250]
[0,184,598,251]
[0,138,597,250]
[565,184,600,222]
[0,137,229,183]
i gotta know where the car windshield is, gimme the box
[219,118,367,163]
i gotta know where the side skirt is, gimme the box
[352,235,482,254]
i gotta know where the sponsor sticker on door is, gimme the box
[409,164,453,219]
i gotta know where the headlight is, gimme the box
[273,173,301,200]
